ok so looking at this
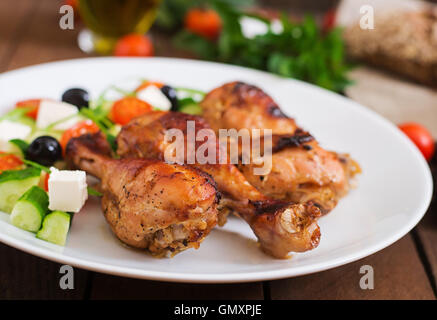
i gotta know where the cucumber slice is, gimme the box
[36,211,71,246]
[9,139,29,157]
[16,116,36,129]
[0,167,41,213]
[10,186,49,232]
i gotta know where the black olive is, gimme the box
[160,85,179,111]
[26,136,62,166]
[62,88,89,109]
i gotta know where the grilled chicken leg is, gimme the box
[65,132,219,257]
[200,81,360,213]
[116,111,321,258]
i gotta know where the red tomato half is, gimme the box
[109,97,153,125]
[399,122,435,161]
[0,152,23,174]
[60,120,100,152]
[15,99,42,119]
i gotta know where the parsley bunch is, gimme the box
[173,1,352,93]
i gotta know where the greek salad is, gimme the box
[0,80,205,246]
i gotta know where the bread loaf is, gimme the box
[344,8,437,87]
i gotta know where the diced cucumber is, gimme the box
[0,167,41,213]
[179,103,202,115]
[36,211,71,246]
[10,186,49,232]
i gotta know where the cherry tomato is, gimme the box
[60,120,100,152]
[0,152,23,173]
[114,34,154,57]
[110,97,153,125]
[15,99,42,119]
[135,81,164,92]
[184,8,222,40]
[399,122,435,161]
[322,8,337,32]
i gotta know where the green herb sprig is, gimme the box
[79,108,117,152]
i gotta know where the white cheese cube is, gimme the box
[137,85,172,111]
[48,167,88,213]
[36,100,78,130]
[239,17,283,39]
[0,120,32,152]
[240,17,269,39]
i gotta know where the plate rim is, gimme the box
[0,57,433,283]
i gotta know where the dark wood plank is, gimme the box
[415,149,437,293]
[269,235,435,300]
[0,242,89,299]
[0,0,37,71]
[90,275,264,300]
[416,224,437,293]
[5,0,86,72]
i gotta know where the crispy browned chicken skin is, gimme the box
[66,133,219,257]
[117,111,321,258]
[200,81,298,135]
[200,81,361,213]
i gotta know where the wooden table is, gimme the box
[1,0,436,300]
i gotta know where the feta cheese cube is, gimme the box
[48,167,88,213]
[137,85,172,111]
[240,17,269,39]
[36,100,78,130]
[0,120,32,152]
[239,17,283,39]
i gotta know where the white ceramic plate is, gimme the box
[0,58,432,283]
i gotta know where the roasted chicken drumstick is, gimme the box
[66,132,219,256]
[116,111,321,258]
[200,81,360,214]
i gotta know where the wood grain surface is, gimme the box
[0,0,435,300]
